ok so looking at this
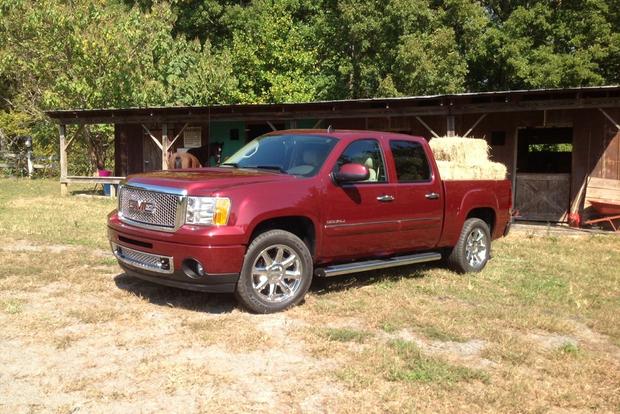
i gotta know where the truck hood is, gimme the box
[125,167,296,195]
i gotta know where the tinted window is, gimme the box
[334,139,386,182]
[390,140,431,182]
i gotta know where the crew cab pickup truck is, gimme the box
[108,130,512,313]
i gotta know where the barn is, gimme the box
[46,85,620,225]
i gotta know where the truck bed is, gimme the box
[439,179,512,248]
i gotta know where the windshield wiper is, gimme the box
[220,162,238,168]
[249,165,287,174]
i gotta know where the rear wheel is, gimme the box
[235,230,313,313]
[446,218,491,274]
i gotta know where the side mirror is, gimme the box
[333,163,369,184]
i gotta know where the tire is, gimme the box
[235,230,313,313]
[446,218,491,274]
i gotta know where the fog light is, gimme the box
[182,259,206,279]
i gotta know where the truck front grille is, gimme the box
[118,184,186,232]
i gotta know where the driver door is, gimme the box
[321,139,400,261]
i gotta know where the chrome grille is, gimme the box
[111,243,174,274]
[118,184,186,231]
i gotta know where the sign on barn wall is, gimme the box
[184,127,202,148]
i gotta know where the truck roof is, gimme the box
[264,129,426,141]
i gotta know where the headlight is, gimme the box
[185,196,231,226]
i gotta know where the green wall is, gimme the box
[209,121,246,162]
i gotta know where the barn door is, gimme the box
[515,173,571,221]
[515,127,573,222]
[143,132,162,172]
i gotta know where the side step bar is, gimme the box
[315,252,442,278]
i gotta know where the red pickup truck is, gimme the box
[108,130,512,313]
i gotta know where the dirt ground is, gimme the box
[0,181,618,414]
[1,234,619,413]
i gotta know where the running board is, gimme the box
[315,252,442,278]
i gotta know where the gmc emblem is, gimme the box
[128,199,156,215]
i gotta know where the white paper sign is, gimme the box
[184,127,202,148]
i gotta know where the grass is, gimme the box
[1,178,619,413]
[385,339,489,384]
[322,327,373,343]
[0,178,116,249]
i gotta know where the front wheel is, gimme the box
[235,230,313,313]
[446,218,491,274]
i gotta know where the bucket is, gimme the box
[103,184,112,196]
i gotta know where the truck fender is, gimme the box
[458,188,499,224]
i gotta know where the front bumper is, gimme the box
[108,225,245,293]
[119,263,238,293]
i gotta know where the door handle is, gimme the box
[425,192,440,200]
[377,194,395,202]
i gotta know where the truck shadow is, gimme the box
[113,273,237,314]
[309,263,433,295]
[113,263,440,313]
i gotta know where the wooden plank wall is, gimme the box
[114,122,211,175]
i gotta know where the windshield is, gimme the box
[222,134,338,177]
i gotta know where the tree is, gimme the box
[0,0,239,173]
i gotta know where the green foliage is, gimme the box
[0,0,238,173]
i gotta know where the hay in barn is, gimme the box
[429,136,489,164]
[436,160,507,180]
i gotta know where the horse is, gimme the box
[167,152,202,169]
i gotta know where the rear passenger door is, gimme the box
[389,139,443,250]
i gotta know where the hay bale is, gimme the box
[430,136,506,180]
[429,136,489,164]
[436,160,507,180]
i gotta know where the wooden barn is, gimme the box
[46,86,620,225]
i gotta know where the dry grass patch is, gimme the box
[182,315,273,350]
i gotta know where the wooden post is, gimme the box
[446,115,455,137]
[161,123,169,170]
[59,124,68,196]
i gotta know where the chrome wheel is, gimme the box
[251,244,303,303]
[465,228,488,268]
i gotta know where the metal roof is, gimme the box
[45,85,620,124]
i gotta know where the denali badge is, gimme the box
[128,199,156,215]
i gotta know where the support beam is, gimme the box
[415,116,439,138]
[141,124,163,150]
[446,115,455,137]
[64,125,84,151]
[599,108,620,131]
[166,123,188,151]
[161,123,169,170]
[59,124,68,196]
[289,120,297,129]
[463,114,487,138]
[267,121,277,131]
